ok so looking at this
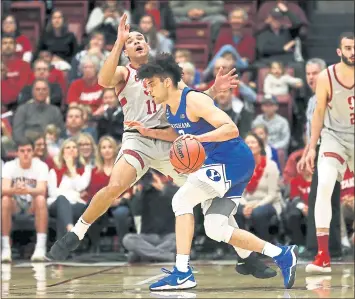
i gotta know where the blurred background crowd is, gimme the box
[1,0,354,263]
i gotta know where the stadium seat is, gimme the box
[223,0,258,17]
[94,0,131,10]
[17,21,40,49]
[68,22,84,45]
[217,21,254,42]
[174,44,210,70]
[10,1,46,30]
[176,22,211,46]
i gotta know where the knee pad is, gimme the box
[172,182,213,217]
[204,214,234,243]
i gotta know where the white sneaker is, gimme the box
[1,247,12,263]
[31,247,46,262]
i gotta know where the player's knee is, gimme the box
[204,214,234,243]
[172,193,194,216]
[317,162,338,190]
[105,182,125,201]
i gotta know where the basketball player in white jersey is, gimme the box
[47,14,275,279]
[304,32,354,273]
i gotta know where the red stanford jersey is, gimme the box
[290,174,312,205]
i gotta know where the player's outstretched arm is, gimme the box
[187,92,239,142]
[98,13,129,88]
[124,121,179,142]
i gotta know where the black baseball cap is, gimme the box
[270,7,284,19]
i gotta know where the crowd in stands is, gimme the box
[1,0,354,262]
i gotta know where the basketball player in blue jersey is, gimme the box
[128,53,299,291]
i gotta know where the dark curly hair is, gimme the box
[137,53,183,87]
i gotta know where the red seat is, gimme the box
[18,21,40,49]
[11,1,46,30]
[174,45,209,70]
[68,23,84,45]
[52,0,89,24]
[217,22,254,44]
[94,0,131,10]
[224,0,257,17]
[176,22,211,46]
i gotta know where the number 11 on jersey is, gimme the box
[146,100,157,115]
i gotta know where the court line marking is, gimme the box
[135,273,166,285]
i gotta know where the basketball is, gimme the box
[169,136,206,174]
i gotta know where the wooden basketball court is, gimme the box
[2,260,354,298]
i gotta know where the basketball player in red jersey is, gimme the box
[305,32,354,273]
[47,14,276,280]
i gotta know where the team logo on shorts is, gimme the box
[206,169,221,182]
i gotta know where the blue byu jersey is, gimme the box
[166,87,255,199]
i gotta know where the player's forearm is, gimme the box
[309,110,324,150]
[143,127,179,142]
[198,123,239,143]
[98,41,124,87]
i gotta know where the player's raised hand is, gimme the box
[214,67,239,93]
[117,13,130,44]
[305,148,316,174]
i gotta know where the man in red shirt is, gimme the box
[214,7,256,65]
[66,55,104,113]
[340,168,354,247]
[1,35,32,111]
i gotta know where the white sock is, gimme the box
[2,236,10,249]
[71,217,91,240]
[36,233,47,249]
[262,242,282,258]
[176,254,190,272]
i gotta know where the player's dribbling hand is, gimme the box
[214,67,239,93]
[180,134,201,142]
[305,148,316,174]
[117,13,130,44]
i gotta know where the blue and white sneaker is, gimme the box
[149,267,197,291]
[273,245,299,289]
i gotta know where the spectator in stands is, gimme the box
[215,88,253,138]
[18,59,63,108]
[214,7,256,67]
[35,50,67,94]
[133,0,176,41]
[1,113,16,157]
[340,168,354,249]
[174,49,201,85]
[123,171,177,263]
[169,0,226,42]
[2,139,49,262]
[86,1,130,48]
[12,79,65,144]
[34,9,78,66]
[61,106,96,141]
[69,31,109,83]
[1,14,33,62]
[139,14,174,57]
[45,124,61,158]
[252,94,290,151]
[47,138,92,241]
[263,61,303,96]
[1,35,32,111]
[95,88,124,142]
[29,133,56,170]
[86,137,126,251]
[77,133,98,168]
[179,62,196,87]
[66,55,104,113]
[235,133,282,242]
[255,2,303,67]
[284,168,312,248]
[253,124,281,172]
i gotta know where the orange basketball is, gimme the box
[169,136,206,174]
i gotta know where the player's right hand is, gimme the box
[296,156,306,173]
[117,13,130,44]
[305,148,316,174]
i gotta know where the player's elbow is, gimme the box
[98,77,110,88]
[229,123,239,138]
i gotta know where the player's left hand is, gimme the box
[124,121,149,136]
[214,67,239,93]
